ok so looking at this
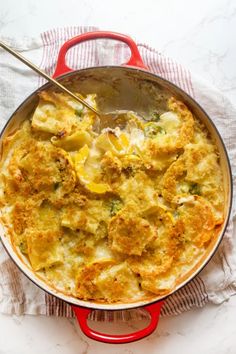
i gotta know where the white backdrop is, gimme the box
[0,0,236,353]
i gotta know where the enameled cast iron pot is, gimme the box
[0,31,233,344]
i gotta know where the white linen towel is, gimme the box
[0,26,235,320]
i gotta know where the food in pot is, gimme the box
[0,91,224,303]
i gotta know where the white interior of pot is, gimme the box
[0,67,232,310]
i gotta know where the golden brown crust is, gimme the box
[76,261,115,300]
[179,196,216,247]
[161,156,185,203]
[128,220,184,276]
[143,97,194,158]
[6,139,76,201]
[108,206,157,256]
[0,91,225,303]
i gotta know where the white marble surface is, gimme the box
[0,0,236,353]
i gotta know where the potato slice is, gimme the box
[94,263,141,302]
[108,207,156,256]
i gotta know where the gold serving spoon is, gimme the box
[0,40,100,115]
[1,40,143,131]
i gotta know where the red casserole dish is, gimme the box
[0,31,232,344]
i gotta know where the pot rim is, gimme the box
[0,65,233,311]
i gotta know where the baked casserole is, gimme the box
[0,91,224,303]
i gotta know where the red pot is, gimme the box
[0,31,232,344]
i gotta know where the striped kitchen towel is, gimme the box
[0,26,236,320]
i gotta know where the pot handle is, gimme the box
[53,31,147,78]
[72,301,164,344]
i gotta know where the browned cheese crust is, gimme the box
[0,93,225,302]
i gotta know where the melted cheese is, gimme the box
[0,92,225,303]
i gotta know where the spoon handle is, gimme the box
[0,40,99,115]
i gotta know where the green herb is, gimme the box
[189,183,201,195]
[144,123,166,138]
[173,210,180,219]
[75,106,83,117]
[180,182,190,193]
[109,199,123,216]
[19,241,27,254]
[54,182,60,190]
[151,111,160,121]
